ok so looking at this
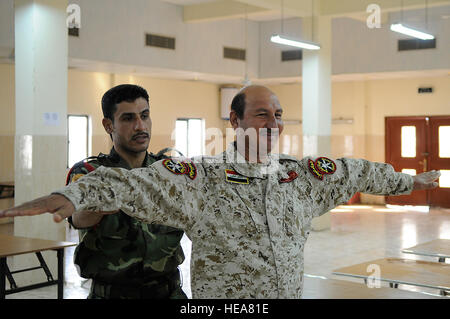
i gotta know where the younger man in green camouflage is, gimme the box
[66,84,186,299]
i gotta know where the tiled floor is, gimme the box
[1,204,449,299]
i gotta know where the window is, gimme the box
[439,126,450,158]
[175,119,205,158]
[67,115,91,168]
[439,170,450,188]
[401,126,416,158]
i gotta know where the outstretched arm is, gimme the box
[306,157,440,217]
[0,163,201,230]
[0,194,115,223]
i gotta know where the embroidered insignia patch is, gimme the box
[225,169,249,185]
[71,174,85,183]
[163,159,197,180]
[308,157,336,180]
[279,171,299,183]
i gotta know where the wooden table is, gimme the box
[0,234,76,299]
[402,239,450,263]
[332,258,450,296]
[302,275,444,299]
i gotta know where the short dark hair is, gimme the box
[231,92,246,119]
[101,84,149,121]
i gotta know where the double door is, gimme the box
[385,116,450,208]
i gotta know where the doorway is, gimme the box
[385,116,450,208]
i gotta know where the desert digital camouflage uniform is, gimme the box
[58,144,414,299]
[66,147,186,299]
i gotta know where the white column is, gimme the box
[302,15,332,231]
[14,0,68,286]
[302,15,332,158]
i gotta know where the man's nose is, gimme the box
[135,117,146,131]
[266,115,278,129]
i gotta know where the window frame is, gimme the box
[175,118,205,158]
[67,114,91,168]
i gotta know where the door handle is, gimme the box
[418,158,428,172]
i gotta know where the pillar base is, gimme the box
[311,212,331,231]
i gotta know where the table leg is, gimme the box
[0,257,6,299]
[389,282,399,289]
[36,252,54,281]
[57,249,64,299]
[4,263,17,290]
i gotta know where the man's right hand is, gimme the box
[72,209,120,228]
[0,194,76,223]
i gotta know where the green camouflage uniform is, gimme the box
[67,148,186,299]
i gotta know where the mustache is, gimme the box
[132,132,149,139]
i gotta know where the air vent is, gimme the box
[398,38,436,51]
[282,50,302,61]
[145,33,175,50]
[418,87,433,94]
[68,27,79,37]
[223,47,246,61]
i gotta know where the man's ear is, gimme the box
[229,111,239,129]
[102,118,113,134]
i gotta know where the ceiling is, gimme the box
[162,0,450,22]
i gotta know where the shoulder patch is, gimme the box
[70,173,85,183]
[83,162,96,172]
[279,171,299,183]
[162,158,197,180]
[308,157,336,180]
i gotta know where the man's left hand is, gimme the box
[412,170,441,191]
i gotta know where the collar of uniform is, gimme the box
[225,143,281,179]
[108,147,150,169]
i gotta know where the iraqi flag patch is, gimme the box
[163,159,197,180]
[225,169,249,185]
[308,157,336,180]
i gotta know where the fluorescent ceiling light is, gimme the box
[270,35,320,50]
[390,23,435,40]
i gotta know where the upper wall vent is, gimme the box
[398,38,436,51]
[282,50,302,61]
[223,47,246,61]
[146,33,176,50]
[68,27,79,37]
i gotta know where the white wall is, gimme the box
[0,0,14,59]
[258,5,450,79]
[0,1,448,79]
[258,18,304,79]
[332,6,450,75]
[68,0,259,79]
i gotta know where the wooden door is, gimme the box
[385,116,450,208]
[428,116,450,208]
[385,117,428,205]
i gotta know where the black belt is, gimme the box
[90,271,185,299]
